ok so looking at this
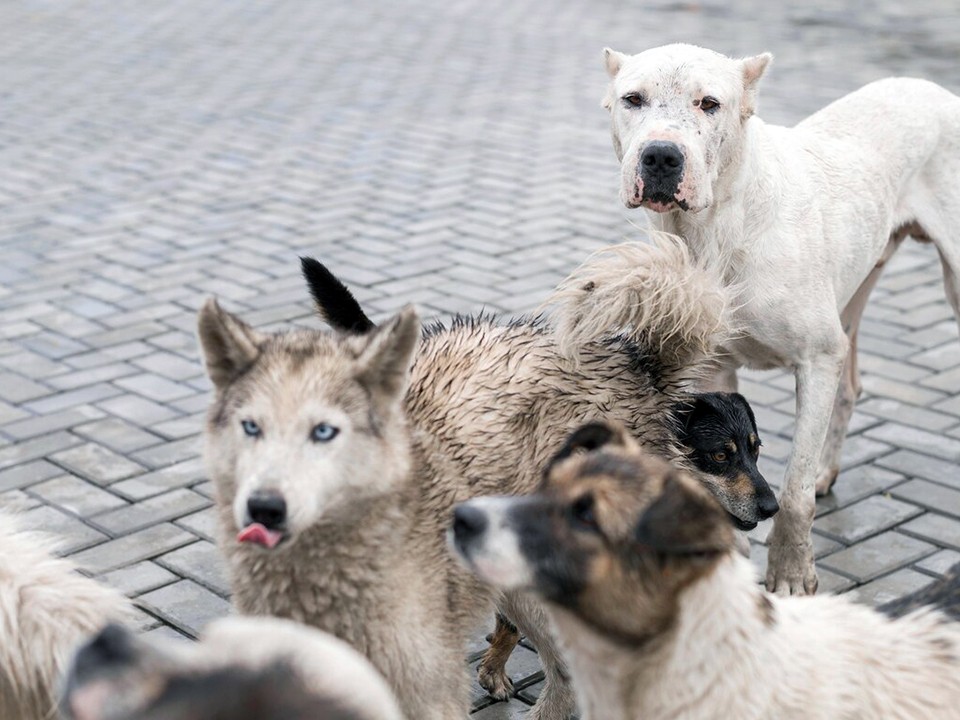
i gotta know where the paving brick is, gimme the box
[156,539,230,596]
[50,442,146,486]
[98,394,181,425]
[815,464,905,514]
[848,568,937,607]
[0,459,65,492]
[69,523,198,574]
[91,488,209,536]
[915,548,960,576]
[876,450,960,490]
[73,417,165,454]
[30,475,129,515]
[890,479,960,519]
[820,532,937,583]
[0,372,50,403]
[899,512,960,551]
[138,579,231,638]
[98,561,179,597]
[0,405,105,441]
[865,422,960,463]
[814,495,923,544]
[21,504,109,555]
[109,457,206,500]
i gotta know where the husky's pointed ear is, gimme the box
[635,470,732,554]
[300,257,376,334]
[197,298,264,390]
[740,52,772,119]
[355,305,420,409]
[546,421,633,474]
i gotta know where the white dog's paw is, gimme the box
[765,530,818,596]
[814,466,839,497]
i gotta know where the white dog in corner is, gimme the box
[589,43,960,594]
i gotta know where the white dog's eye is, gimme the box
[241,419,261,438]
[699,96,720,113]
[621,93,645,108]
[310,423,340,443]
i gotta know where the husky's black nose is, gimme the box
[453,503,489,544]
[247,490,287,529]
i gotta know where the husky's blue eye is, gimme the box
[310,423,339,443]
[241,419,261,437]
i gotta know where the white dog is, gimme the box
[0,509,132,720]
[598,43,960,594]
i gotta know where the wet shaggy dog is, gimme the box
[197,239,767,720]
[59,616,402,720]
[452,422,960,720]
[0,509,132,720]
[600,43,960,595]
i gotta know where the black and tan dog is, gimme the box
[451,422,960,720]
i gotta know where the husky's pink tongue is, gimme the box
[237,523,283,549]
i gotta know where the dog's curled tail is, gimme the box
[546,234,731,369]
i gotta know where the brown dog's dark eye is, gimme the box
[700,96,720,113]
[711,451,727,463]
[570,494,598,530]
[622,93,645,108]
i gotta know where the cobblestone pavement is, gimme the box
[2,0,960,715]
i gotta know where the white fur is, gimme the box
[551,554,960,720]
[603,43,960,594]
[0,510,133,720]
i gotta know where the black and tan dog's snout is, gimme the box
[638,140,684,203]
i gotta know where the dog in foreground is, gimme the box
[59,616,402,720]
[196,240,774,719]
[452,422,960,720]
[598,42,960,595]
[0,509,132,720]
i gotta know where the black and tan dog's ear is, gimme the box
[634,471,732,554]
[546,421,633,474]
[197,298,265,390]
[300,257,376,334]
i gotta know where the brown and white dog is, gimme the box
[452,422,960,720]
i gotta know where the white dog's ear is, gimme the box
[740,52,772,119]
[197,298,265,390]
[355,305,420,410]
[603,47,627,78]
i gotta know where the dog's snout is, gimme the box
[247,490,288,530]
[75,623,135,674]
[757,491,780,520]
[641,141,684,172]
[452,503,488,544]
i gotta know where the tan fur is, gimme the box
[198,242,728,720]
[61,617,402,720]
[0,510,133,720]
[456,427,960,720]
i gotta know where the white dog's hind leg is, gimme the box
[767,340,847,595]
[815,259,888,495]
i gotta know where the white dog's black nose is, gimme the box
[247,490,287,530]
[639,141,685,199]
[452,503,488,544]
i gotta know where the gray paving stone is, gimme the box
[865,423,960,463]
[899,512,960,551]
[98,394,181,426]
[50,442,146,486]
[0,405,105,441]
[30,475,129,515]
[848,568,937,607]
[138,579,231,638]
[156,539,230,596]
[129,436,201,469]
[21,504,109,555]
[0,372,50,403]
[175,506,219,542]
[820,531,937,583]
[73,417,165,454]
[815,464,905,514]
[69,523,198,574]
[98,561,179,597]
[109,457,206,500]
[876,449,960,490]
[814,495,923,544]
[890,479,960,519]
[0,458,65,492]
[915,548,960,576]
[91,488,210,536]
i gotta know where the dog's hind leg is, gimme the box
[815,251,892,496]
[477,612,521,701]
[500,592,577,720]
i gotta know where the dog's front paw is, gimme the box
[765,525,817,596]
[477,660,514,701]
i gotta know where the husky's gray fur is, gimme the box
[198,238,729,719]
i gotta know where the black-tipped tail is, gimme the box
[300,257,376,334]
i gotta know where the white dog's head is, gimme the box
[602,43,771,213]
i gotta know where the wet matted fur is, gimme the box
[0,510,132,720]
[60,616,402,720]
[198,238,733,719]
[452,423,960,720]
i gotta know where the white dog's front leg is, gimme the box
[766,345,847,596]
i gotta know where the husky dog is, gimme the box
[599,43,960,595]
[60,617,402,720]
[197,239,767,719]
[452,422,960,720]
[0,510,132,720]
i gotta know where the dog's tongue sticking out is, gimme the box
[237,523,283,549]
